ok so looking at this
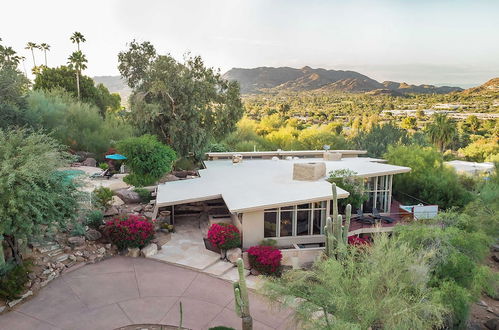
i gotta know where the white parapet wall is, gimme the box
[280,246,323,268]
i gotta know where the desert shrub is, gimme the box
[104,214,155,250]
[0,262,31,301]
[206,143,229,152]
[328,169,367,209]
[0,129,80,264]
[85,210,104,229]
[433,281,471,329]
[394,223,492,328]
[134,188,151,203]
[92,186,114,209]
[174,157,197,171]
[384,145,473,209]
[247,245,282,275]
[207,223,241,250]
[25,90,134,155]
[70,222,86,237]
[259,239,277,247]
[117,134,177,186]
[262,234,446,329]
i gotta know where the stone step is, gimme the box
[220,266,250,282]
[52,253,69,263]
[36,244,61,254]
[203,260,235,276]
[46,248,64,257]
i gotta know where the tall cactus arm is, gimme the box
[233,283,243,317]
[343,204,352,245]
[332,214,342,248]
[331,183,338,221]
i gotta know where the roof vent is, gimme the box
[293,162,326,181]
[324,151,342,161]
[232,154,243,164]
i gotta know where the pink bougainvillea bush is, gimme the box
[348,235,370,246]
[105,214,155,250]
[247,245,282,275]
[207,223,241,250]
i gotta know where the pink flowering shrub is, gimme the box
[247,245,282,275]
[207,223,241,250]
[105,214,155,250]
[348,236,370,246]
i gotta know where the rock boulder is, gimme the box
[67,236,86,247]
[141,243,158,257]
[82,158,97,167]
[85,229,102,241]
[115,189,141,204]
[226,248,242,264]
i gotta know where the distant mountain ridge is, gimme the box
[222,66,464,95]
[461,78,499,95]
[93,76,132,104]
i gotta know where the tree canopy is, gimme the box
[118,40,244,157]
[33,65,121,117]
[117,134,177,186]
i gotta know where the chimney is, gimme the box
[293,162,326,181]
[323,151,342,161]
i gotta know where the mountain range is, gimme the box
[222,66,464,95]
[93,69,498,101]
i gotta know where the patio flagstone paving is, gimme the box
[0,256,295,330]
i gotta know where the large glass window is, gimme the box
[296,204,311,236]
[363,175,392,213]
[280,206,294,237]
[263,201,327,238]
[264,209,278,238]
[313,201,326,235]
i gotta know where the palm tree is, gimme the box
[25,42,38,67]
[70,32,86,51]
[1,46,17,63]
[68,50,88,100]
[425,114,457,152]
[39,43,50,66]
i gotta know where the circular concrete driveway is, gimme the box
[0,257,295,330]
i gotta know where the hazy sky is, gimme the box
[1,0,498,87]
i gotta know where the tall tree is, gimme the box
[0,40,30,128]
[39,43,50,66]
[425,114,457,152]
[67,51,87,100]
[33,65,121,116]
[70,31,85,51]
[118,40,244,157]
[24,42,38,67]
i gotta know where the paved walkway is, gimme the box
[0,257,295,330]
[150,219,264,288]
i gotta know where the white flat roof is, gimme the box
[156,156,410,213]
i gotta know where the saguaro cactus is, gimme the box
[324,183,352,258]
[233,258,252,330]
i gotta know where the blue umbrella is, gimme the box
[105,154,127,160]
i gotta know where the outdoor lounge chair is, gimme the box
[354,209,375,224]
[90,169,114,180]
[372,208,395,223]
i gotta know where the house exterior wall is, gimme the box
[242,210,264,248]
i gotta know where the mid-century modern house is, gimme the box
[153,150,411,252]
